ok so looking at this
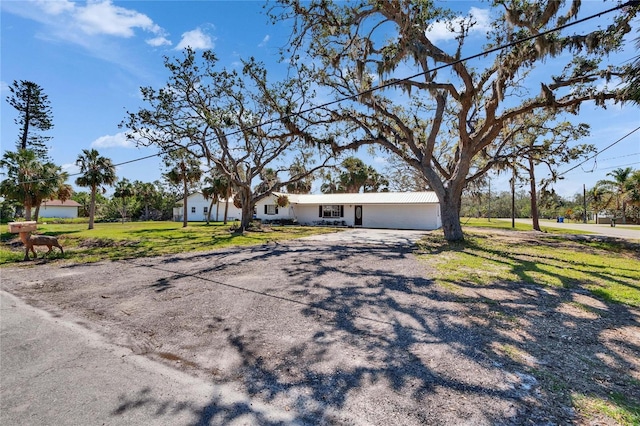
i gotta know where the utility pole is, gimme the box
[487,176,491,222]
[583,184,588,223]
[511,165,516,228]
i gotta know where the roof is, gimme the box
[40,199,81,207]
[273,191,439,205]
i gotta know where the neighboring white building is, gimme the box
[255,192,441,230]
[173,192,242,222]
[39,199,81,219]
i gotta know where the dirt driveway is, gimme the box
[1,230,638,425]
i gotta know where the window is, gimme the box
[320,205,343,218]
[264,204,278,215]
[191,206,196,213]
[203,206,208,214]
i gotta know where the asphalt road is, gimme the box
[0,291,300,426]
[496,218,640,240]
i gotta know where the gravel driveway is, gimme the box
[2,229,636,425]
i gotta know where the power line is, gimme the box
[5,1,635,186]
[557,126,640,177]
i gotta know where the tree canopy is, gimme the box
[270,0,637,240]
[123,49,334,231]
[6,80,54,159]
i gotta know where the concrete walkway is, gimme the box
[0,291,300,426]
[498,218,640,240]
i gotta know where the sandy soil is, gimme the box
[1,232,639,425]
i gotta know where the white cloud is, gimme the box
[91,132,135,148]
[5,0,168,42]
[146,36,172,47]
[425,7,491,43]
[0,81,9,93]
[75,0,162,37]
[258,34,270,47]
[36,0,75,15]
[175,28,215,50]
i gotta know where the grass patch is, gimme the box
[572,392,640,426]
[416,229,640,307]
[0,221,339,265]
[461,217,595,235]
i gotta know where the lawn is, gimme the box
[0,221,339,265]
[417,228,640,308]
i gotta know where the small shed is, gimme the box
[39,199,81,219]
[255,191,441,230]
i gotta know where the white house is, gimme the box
[255,192,441,230]
[39,199,81,219]
[173,192,242,222]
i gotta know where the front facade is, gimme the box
[39,199,81,219]
[173,192,242,222]
[255,192,441,230]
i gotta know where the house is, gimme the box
[39,199,81,219]
[255,192,441,230]
[173,192,242,222]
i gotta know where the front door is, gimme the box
[354,205,363,226]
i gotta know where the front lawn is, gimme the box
[0,221,339,265]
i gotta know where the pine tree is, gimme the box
[6,80,54,159]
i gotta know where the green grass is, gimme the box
[461,217,595,235]
[416,230,640,308]
[0,221,339,265]
[572,392,640,426]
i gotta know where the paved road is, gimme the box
[0,291,299,426]
[496,218,640,240]
[300,228,427,245]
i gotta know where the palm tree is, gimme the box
[133,181,157,221]
[113,178,135,224]
[0,149,68,221]
[202,172,233,224]
[605,167,633,224]
[164,149,202,228]
[75,149,117,229]
[32,161,71,221]
[286,162,313,194]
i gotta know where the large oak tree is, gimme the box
[271,0,637,240]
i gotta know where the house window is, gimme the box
[320,205,343,218]
[264,204,278,215]
[191,206,196,213]
[203,206,208,214]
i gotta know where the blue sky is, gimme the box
[1,0,639,198]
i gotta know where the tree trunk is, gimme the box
[20,94,31,150]
[89,187,97,230]
[528,157,541,231]
[224,199,229,224]
[215,202,220,222]
[439,192,464,241]
[206,199,214,225]
[238,188,253,232]
[24,201,33,221]
[241,203,253,231]
[182,179,188,228]
[34,205,41,222]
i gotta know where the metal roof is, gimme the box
[273,191,439,205]
[40,199,82,207]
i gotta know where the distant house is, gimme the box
[255,192,441,230]
[173,192,242,222]
[39,199,81,219]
